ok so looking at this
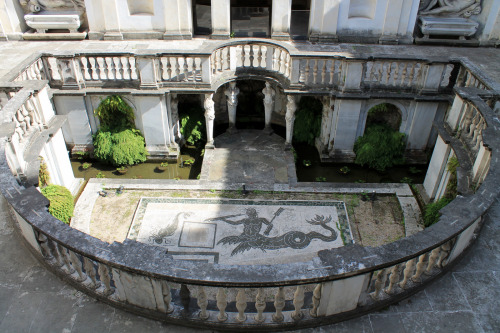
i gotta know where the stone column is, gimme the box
[163,0,193,39]
[169,93,181,143]
[423,135,451,200]
[212,0,231,39]
[271,0,292,40]
[262,82,276,131]
[285,95,297,146]
[225,82,239,132]
[204,93,215,147]
[319,96,334,151]
[309,0,340,42]
[102,0,122,40]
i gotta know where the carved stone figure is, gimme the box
[19,0,85,14]
[204,93,215,145]
[224,82,239,131]
[285,95,297,145]
[420,0,482,18]
[262,82,275,129]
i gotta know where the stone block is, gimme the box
[24,11,83,33]
[418,16,479,39]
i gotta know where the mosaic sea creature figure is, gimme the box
[149,212,190,244]
[215,209,337,256]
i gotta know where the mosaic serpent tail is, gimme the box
[218,214,337,256]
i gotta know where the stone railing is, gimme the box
[210,42,292,84]
[291,57,345,88]
[14,57,47,82]
[457,66,491,90]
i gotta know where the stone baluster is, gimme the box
[89,57,99,80]
[366,62,374,82]
[272,286,285,322]
[385,264,401,294]
[468,111,479,137]
[312,59,318,84]
[173,57,181,81]
[121,57,131,80]
[35,60,43,80]
[389,62,397,86]
[249,45,255,68]
[129,57,138,80]
[180,284,191,314]
[304,59,310,84]
[406,62,416,87]
[113,57,122,80]
[213,50,220,72]
[47,57,62,81]
[310,283,322,317]
[83,257,100,289]
[280,51,286,74]
[15,109,27,140]
[254,288,266,323]
[241,45,247,68]
[69,250,86,282]
[472,119,484,143]
[25,99,40,130]
[183,57,189,81]
[223,47,230,70]
[399,62,408,86]
[96,58,107,80]
[236,288,247,322]
[160,57,169,80]
[36,232,53,261]
[329,60,336,85]
[80,57,91,80]
[399,258,416,288]
[370,268,389,300]
[97,263,113,296]
[426,247,441,274]
[216,287,228,322]
[57,244,75,275]
[376,62,383,83]
[459,107,473,135]
[320,60,327,85]
[412,254,427,282]
[197,286,209,320]
[474,132,483,151]
[21,103,32,132]
[437,242,451,267]
[256,45,263,68]
[161,281,174,314]
[187,58,194,81]
[51,240,65,268]
[105,57,114,80]
[292,285,305,321]
[194,58,202,81]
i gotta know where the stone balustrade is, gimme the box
[14,58,47,82]
[0,50,499,330]
[457,66,491,90]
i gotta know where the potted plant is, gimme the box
[157,162,169,172]
[339,166,351,175]
[182,158,195,167]
[81,162,92,170]
[116,166,128,175]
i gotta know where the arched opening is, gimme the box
[365,103,402,133]
[354,103,406,171]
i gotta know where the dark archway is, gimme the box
[365,103,402,132]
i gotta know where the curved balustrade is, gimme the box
[0,53,499,330]
[14,58,47,82]
[210,43,291,83]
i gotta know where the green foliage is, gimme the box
[445,156,459,199]
[354,124,406,172]
[315,176,326,182]
[93,129,147,166]
[447,156,459,173]
[179,106,206,146]
[423,197,452,228]
[293,97,322,145]
[38,157,50,187]
[95,172,105,178]
[41,185,74,224]
[94,95,135,131]
[339,166,351,174]
[93,96,148,167]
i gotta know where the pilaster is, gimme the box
[211,0,230,39]
[271,0,292,41]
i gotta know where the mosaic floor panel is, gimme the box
[128,198,352,265]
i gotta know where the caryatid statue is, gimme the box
[285,95,297,145]
[262,82,275,130]
[224,82,240,132]
[204,93,215,146]
[170,94,180,143]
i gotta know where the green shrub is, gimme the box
[293,97,322,145]
[41,185,74,224]
[179,106,206,146]
[423,197,452,228]
[93,129,147,166]
[354,124,406,171]
[93,96,148,166]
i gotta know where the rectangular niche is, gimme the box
[127,0,155,16]
[348,0,376,19]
